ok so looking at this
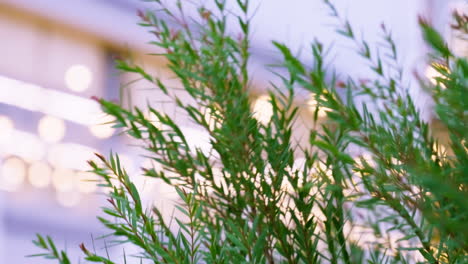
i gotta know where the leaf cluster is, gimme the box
[31,0,467,263]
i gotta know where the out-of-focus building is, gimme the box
[0,0,464,263]
[0,1,162,262]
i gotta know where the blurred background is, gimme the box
[0,0,464,263]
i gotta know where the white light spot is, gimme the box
[253,95,273,125]
[307,95,329,118]
[75,171,98,193]
[0,157,26,191]
[28,161,52,188]
[202,107,222,130]
[38,115,66,143]
[65,64,93,92]
[89,113,115,139]
[425,64,448,87]
[51,167,75,192]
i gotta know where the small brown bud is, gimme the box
[201,10,211,20]
[170,28,180,40]
[358,78,370,86]
[417,15,431,26]
[137,10,150,22]
[79,243,91,255]
[336,81,346,88]
[380,22,386,31]
[94,152,106,162]
[237,33,244,43]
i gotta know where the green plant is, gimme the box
[31,0,467,263]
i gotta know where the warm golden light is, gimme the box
[425,64,449,87]
[307,95,329,118]
[431,144,447,163]
[202,107,222,130]
[65,64,93,92]
[0,115,13,143]
[253,95,273,125]
[75,171,98,193]
[51,167,75,192]
[38,115,66,143]
[56,190,81,207]
[89,113,115,139]
[0,157,26,191]
[28,161,52,188]
[425,67,442,86]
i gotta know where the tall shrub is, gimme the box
[31,0,467,263]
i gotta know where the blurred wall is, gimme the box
[0,2,140,263]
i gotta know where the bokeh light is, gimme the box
[65,64,93,92]
[51,167,75,192]
[0,157,26,191]
[252,95,273,125]
[307,95,329,118]
[89,113,115,139]
[75,171,98,193]
[38,115,66,143]
[425,63,449,87]
[28,161,52,188]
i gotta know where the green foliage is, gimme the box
[30,234,72,264]
[31,0,467,263]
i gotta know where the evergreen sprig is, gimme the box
[30,0,467,263]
